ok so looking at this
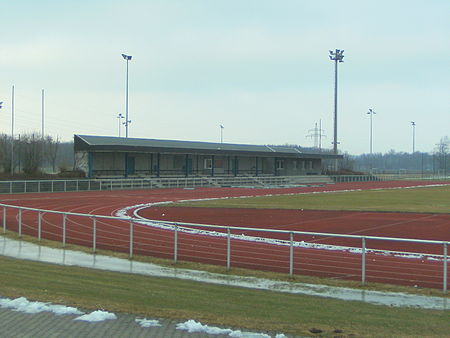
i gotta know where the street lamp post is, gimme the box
[329,49,344,157]
[367,109,376,154]
[121,54,132,138]
[117,113,124,137]
[220,125,224,143]
[411,121,416,153]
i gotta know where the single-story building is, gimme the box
[74,135,342,178]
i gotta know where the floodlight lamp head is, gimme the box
[122,54,132,60]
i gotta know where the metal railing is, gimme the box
[1,202,448,292]
[1,174,449,194]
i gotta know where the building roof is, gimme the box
[74,135,342,159]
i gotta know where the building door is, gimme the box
[126,156,135,175]
[187,158,193,174]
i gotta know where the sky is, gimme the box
[0,0,448,155]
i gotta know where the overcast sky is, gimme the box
[0,0,448,154]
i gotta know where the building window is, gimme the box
[204,158,212,169]
[276,159,284,170]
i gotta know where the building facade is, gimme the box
[74,135,341,178]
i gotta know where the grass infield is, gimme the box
[176,185,450,213]
[1,254,449,337]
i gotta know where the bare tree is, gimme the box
[45,135,60,172]
[20,133,45,174]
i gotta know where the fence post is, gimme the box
[88,180,91,191]
[2,207,6,233]
[361,237,366,285]
[289,232,294,277]
[174,225,178,263]
[129,220,134,258]
[18,208,22,237]
[38,211,42,241]
[24,181,27,193]
[51,181,54,192]
[92,217,97,253]
[9,182,12,194]
[64,181,67,192]
[38,181,41,193]
[227,227,231,270]
[444,242,448,294]
[62,214,67,247]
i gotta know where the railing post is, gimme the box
[64,181,67,192]
[129,220,134,258]
[227,227,231,270]
[174,225,178,263]
[88,180,91,191]
[38,211,42,241]
[361,237,366,285]
[62,214,67,247]
[9,182,12,194]
[289,232,294,277]
[444,242,448,294]
[51,181,54,192]
[38,181,41,193]
[92,217,97,253]
[24,181,27,193]
[18,208,22,237]
[3,207,6,233]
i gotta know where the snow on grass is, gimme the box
[135,318,161,327]
[176,319,286,337]
[0,297,83,315]
[74,310,117,322]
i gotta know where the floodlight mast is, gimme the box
[122,54,132,138]
[367,109,376,154]
[329,49,344,160]
[411,121,416,153]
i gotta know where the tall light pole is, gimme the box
[329,49,344,158]
[117,113,124,137]
[122,54,132,138]
[41,89,45,138]
[411,121,416,153]
[220,124,224,143]
[367,109,376,154]
[11,85,15,175]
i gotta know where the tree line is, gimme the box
[0,133,74,176]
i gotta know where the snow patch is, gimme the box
[135,318,161,327]
[0,297,83,315]
[74,310,117,322]
[175,319,278,337]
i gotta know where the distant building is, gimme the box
[74,135,341,178]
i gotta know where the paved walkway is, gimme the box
[0,308,236,338]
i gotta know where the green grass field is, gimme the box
[1,255,449,337]
[177,185,450,213]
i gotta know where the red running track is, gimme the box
[1,180,449,290]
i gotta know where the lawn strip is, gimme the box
[175,186,450,213]
[0,255,449,337]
